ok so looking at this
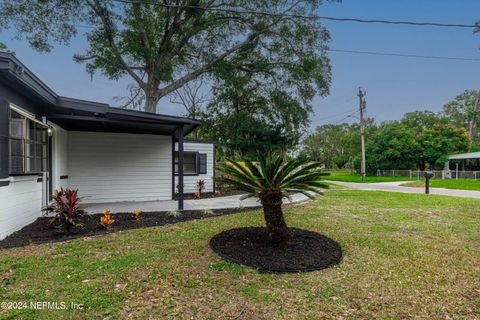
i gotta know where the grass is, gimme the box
[401,178,480,191]
[322,170,415,183]
[1,190,480,319]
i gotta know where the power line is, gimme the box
[67,28,480,63]
[317,107,358,121]
[329,49,480,62]
[334,111,359,124]
[111,0,476,29]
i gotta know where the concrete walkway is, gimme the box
[330,180,480,199]
[83,193,311,214]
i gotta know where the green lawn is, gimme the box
[401,179,480,191]
[322,170,415,183]
[1,190,479,319]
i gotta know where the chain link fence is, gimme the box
[375,169,480,180]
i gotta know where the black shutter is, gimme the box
[199,153,207,174]
[0,100,9,180]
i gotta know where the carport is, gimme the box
[445,152,480,179]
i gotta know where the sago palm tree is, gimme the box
[217,153,328,246]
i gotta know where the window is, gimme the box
[174,152,198,175]
[8,108,48,175]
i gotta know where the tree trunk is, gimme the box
[145,92,159,113]
[144,79,160,113]
[260,191,293,246]
[468,120,474,141]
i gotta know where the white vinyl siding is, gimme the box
[0,176,42,240]
[175,142,214,194]
[68,132,172,203]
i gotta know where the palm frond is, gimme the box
[217,153,326,201]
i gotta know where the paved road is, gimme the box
[330,180,480,199]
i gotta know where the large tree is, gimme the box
[301,118,377,169]
[302,124,349,168]
[443,90,480,143]
[364,122,421,172]
[400,110,446,133]
[199,110,299,160]
[199,77,315,158]
[0,0,333,113]
[418,124,469,169]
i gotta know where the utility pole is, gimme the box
[358,87,367,180]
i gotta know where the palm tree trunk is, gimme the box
[260,191,293,246]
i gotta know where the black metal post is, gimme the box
[171,134,175,199]
[177,125,184,210]
[0,99,9,184]
[424,171,433,194]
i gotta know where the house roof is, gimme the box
[0,52,199,136]
[448,152,480,160]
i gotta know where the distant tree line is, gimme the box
[301,90,479,172]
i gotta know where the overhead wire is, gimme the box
[57,2,479,63]
[316,107,358,121]
[111,0,477,29]
[329,49,480,62]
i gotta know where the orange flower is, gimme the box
[100,209,114,227]
[194,191,201,199]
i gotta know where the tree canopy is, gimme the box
[419,125,469,168]
[0,0,333,113]
[364,123,421,171]
[442,90,480,143]
[301,91,476,171]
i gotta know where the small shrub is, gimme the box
[42,188,85,233]
[197,180,206,191]
[100,209,115,228]
[168,209,180,218]
[131,210,142,221]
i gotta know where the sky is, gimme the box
[0,0,479,131]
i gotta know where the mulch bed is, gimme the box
[0,207,259,250]
[209,227,343,273]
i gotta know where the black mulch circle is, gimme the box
[209,227,343,273]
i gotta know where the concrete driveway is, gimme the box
[330,180,480,199]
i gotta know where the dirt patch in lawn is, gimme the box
[0,207,259,249]
[209,227,343,273]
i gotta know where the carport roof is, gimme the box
[448,152,480,160]
[0,52,199,136]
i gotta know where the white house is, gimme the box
[0,53,216,240]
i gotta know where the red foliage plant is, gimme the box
[43,188,85,233]
[196,180,206,193]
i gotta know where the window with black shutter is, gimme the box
[199,154,207,174]
[8,107,48,175]
[174,151,198,174]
